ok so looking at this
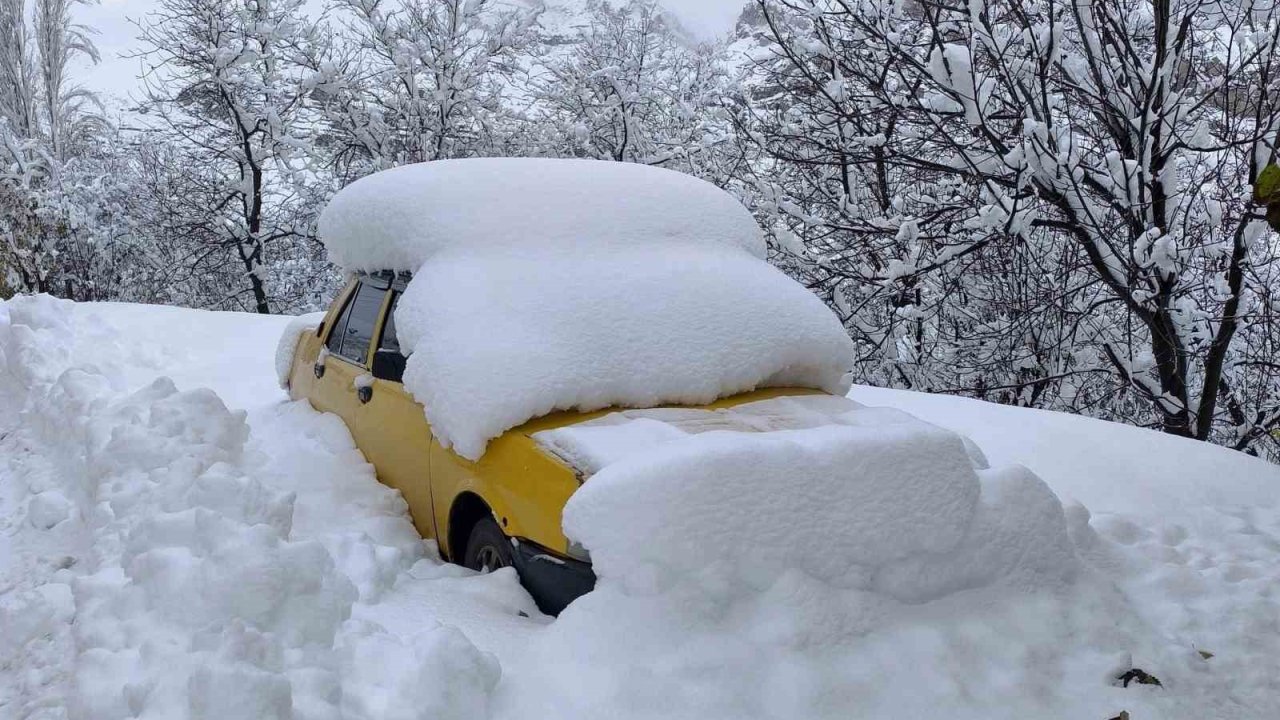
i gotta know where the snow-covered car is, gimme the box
[278,159,856,613]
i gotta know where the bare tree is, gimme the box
[309,0,537,179]
[528,0,733,174]
[739,0,1280,457]
[134,0,322,314]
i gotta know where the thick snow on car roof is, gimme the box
[318,158,767,272]
[318,159,853,459]
[396,241,855,460]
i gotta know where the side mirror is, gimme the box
[372,349,406,383]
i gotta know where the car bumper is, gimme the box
[512,539,596,615]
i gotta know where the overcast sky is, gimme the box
[73,0,748,106]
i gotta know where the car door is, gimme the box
[313,277,386,427]
[290,283,353,404]
[353,283,439,542]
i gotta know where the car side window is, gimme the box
[335,281,387,365]
[325,288,356,355]
[378,292,402,355]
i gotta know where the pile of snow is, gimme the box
[536,393,1253,719]
[317,158,767,272]
[319,159,852,459]
[534,394,987,476]
[0,295,502,720]
[397,242,854,459]
[561,396,1077,598]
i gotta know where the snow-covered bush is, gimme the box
[312,0,539,175]
[527,0,735,177]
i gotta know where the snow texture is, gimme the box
[274,311,325,389]
[317,158,767,273]
[4,296,1280,720]
[396,242,855,459]
[535,394,989,476]
[0,295,501,720]
[561,395,1075,600]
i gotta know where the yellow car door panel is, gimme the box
[355,376,437,540]
[343,281,438,541]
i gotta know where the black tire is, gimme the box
[463,516,514,573]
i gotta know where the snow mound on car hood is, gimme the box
[395,242,855,460]
[561,395,1079,600]
[534,394,991,476]
[318,158,766,273]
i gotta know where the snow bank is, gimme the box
[397,242,854,459]
[0,295,501,720]
[317,158,766,273]
[851,384,1280,514]
[274,311,325,389]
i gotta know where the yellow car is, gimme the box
[283,269,826,613]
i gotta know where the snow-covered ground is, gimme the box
[2,297,1278,719]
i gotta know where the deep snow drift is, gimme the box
[0,297,497,720]
[561,401,1077,601]
[539,394,1077,604]
[3,296,1279,720]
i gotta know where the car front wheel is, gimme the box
[463,516,514,573]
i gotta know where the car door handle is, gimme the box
[358,385,372,404]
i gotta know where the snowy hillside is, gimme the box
[2,298,1278,720]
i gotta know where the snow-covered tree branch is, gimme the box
[740,0,1280,456]
[133,0,326,314]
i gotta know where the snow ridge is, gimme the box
[0,295,500,720]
